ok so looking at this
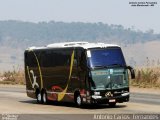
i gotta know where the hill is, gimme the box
[0,20,160,71]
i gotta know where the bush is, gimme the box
[131,67,160,88]
[0,68,25,85]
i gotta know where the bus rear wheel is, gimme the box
[42,91,48,104]
[36,92,42,103]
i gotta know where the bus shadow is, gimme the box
[81,104,126,109]
[20,100,37,104]
[20,100,127,109]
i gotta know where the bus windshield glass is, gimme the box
[87,47,128,90]
[87,47,126,69]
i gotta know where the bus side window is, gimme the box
[26,52,37,67]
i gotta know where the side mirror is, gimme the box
[127,66,135,79]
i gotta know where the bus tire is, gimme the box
[75,94,82,107]
[36,91,42,104]
[42,91,48,104]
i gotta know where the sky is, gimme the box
[0,0,160,33]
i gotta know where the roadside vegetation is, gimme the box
[130,67,160,88]
[0,67,25,85]
[0,66,160,88]
[131,57,160,88]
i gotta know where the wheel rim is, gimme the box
[43,93,46,103]
[77,96,81,105]
[37,93,41,102]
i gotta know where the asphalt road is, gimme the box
[130,92,160,105]
[0,86,160,120]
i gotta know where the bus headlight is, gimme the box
[92,95,102,99]
[94,92,100,95]
[121,92,130,96]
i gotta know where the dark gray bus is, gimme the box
[24,42,135,107]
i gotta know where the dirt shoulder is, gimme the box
[0,84,25,88]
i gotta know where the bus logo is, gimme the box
[105,92,113,97]
[30,70,39,88]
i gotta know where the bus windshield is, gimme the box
[87,47,126,69]
[87,47,128,90]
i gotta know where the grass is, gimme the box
[0,67,25,85]
[130,67,160,88]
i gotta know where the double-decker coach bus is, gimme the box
[24,42,135,107]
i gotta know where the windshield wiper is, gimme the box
[93,65,108,69]
[108,64,125,67]
[93,64,126,69]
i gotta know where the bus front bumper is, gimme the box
[94,95,129,104]
[82,94,129,104]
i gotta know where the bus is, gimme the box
[24,42,135,107]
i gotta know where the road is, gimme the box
[0,85,160,120]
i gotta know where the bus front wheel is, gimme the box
[75,94,82,107]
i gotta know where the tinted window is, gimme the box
[88,48,126,68]
[40,49,72,67]
[25,52,37,67]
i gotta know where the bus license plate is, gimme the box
[109,99,116,102]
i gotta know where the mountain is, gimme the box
[0,20,160,71]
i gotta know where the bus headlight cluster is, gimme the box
[121,92,129,96]
[94,92,100,95]
[92,95,102,99]
[92,92,101,99]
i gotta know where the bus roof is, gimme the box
[26,42,120,51]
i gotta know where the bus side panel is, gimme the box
[66,48,87,102]
[25,47,87,102]
[39,49,74,102]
